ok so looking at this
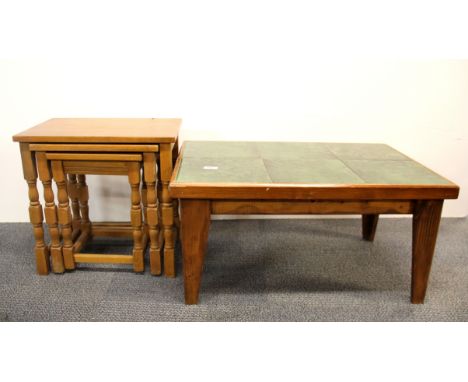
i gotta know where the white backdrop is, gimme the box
[1,1,467,221]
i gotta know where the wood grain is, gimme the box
[411,200,443,304]
[170,183,459,200]
[181,199,211,304]
[211,200,413,215]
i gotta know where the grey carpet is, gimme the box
[0,218,467,321]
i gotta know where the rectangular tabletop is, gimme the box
[170,141,459,200]
[12,118,181,143]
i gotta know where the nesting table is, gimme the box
[169,141,459,304]
[13,118,180,277]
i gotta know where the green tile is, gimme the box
[326,143,409,160]
[263,159,365,184]
[183,141,260,158]
[256,142,335,160]
[344,160,452,185]
[176,157,271,183]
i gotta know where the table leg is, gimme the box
[51,160,75,270]
[143,153,162,275]
[362,214,379,241]
[172,139,180,229]
[411,200,443,304]
[128,162,144,272]
[67,174,82,235]
[19,143,49,275]
[77,175,91,234]
[180,199,211,304]
[160,143,176,277]
[36,153,65,273]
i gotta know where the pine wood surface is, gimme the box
[171,141,460,305]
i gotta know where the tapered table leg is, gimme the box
[143,153,162,275]
[362,214,379,241]
[180,199,211,304]
[19,143,49,275]
[160,143,176,277]
[37,153,65,273]
[128,162,144,272]
[411,200,443,304]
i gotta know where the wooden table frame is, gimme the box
[14,119,180,277]
[169,145,459,305]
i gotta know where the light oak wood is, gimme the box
[36,152,65,273]
[160,143,176,277]
[143,153,162,275]
[181,199,211,304]
[362,214,379,241]
[77,175,91,234]
[63,162,130,175]
[14,119,180,276]
[30,143,159,152]
[73,229,91,254]
[13,118,181,143]
[51,160,75,270]
[67,174,82,233]
[20,143,50,275]
[411,200,444,304]
[46,153,143,161]
[74,254,134,264]
[128,162,144,272]
[211,200,413,215]
[91,221,134,237]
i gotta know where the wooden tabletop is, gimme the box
[169,141,459,200]
[12,118,181,143]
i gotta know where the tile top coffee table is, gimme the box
[169,141,459,304]
[13,118,180,277]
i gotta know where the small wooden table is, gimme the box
[13,118,180,277]
[169,141,459,304]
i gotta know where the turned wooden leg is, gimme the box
[77,175,91,234]
[160,143,176,277]
[19,143,49,275]
[141,176,149,235]
[51,160,75,270]
[172,140,180,229]
[128,162,144,273]
[362,214,379,241]
[144,153,162,275]
[411,200,444,304]
[36,153,65,273]
[67,174,82,236]
[180,199,211,304]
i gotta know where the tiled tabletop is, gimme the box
[174,141,453,186]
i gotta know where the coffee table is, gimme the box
[169,141,459,304]
[13,118,180,277]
